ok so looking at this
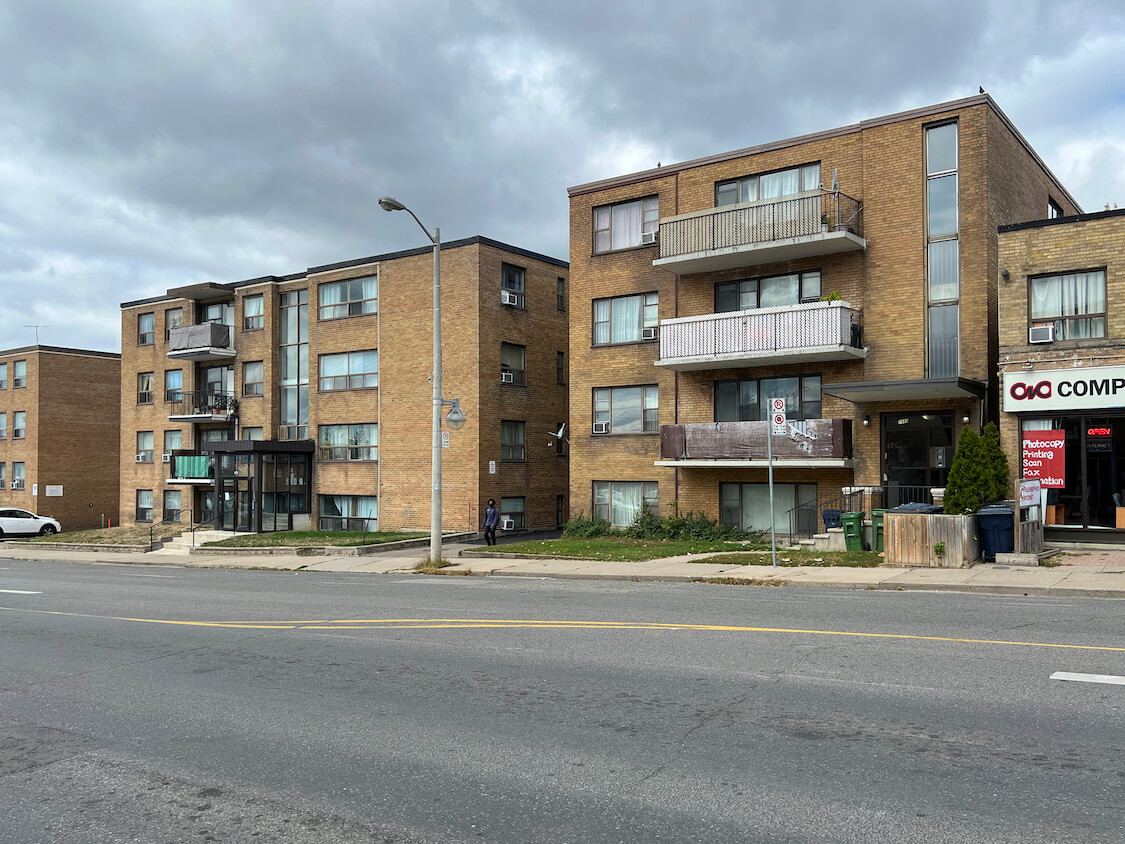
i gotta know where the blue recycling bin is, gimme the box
[977,505,1015,562]
[889,502,944,514]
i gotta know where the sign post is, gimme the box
[768,398,786,568]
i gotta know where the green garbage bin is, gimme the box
[871,509,887,553]
[841,511,865,552]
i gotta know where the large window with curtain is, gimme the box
[926,122,959,378]
[319,350,378,391]
[319,423,378,461]
[720,482,816,533]
[319,495,377,532]
[593,385,658,433]
[716,164,820,206]
[501,420,525,461]
[243,294,264,329]
[593,196,659,253]
[593,292,658,345]
[1030,270,1106,340]
[593,481,658,528]
[319,277,377,320]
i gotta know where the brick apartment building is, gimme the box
[0,345,121,531]
[119,236,569,534]
[567,94,1079,535]
[998,208,1125,541]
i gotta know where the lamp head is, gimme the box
[445,399,467,431]
[378,196,406,212]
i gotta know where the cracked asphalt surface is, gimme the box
[1,559,1123,842]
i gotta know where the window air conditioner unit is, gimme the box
[501,290,520,306]
[592,421,609,434]
[641,326,658,341]
[500,518,515,531]
[641,230,658,245]
[500,371,514,384]
[1029,324,1055,344]
[162,452,173,463]
[12,480,24,490]
[135,453,146,463]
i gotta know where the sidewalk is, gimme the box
[2,540,1124,598]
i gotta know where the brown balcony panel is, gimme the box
[657,301,867,371]
[167,323,235,361]
[654,190,865,275]
[658,418,854,468]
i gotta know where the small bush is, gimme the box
[562,514,612,538]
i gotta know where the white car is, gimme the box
[0,508,61,537]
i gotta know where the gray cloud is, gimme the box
[2,0,1124,352]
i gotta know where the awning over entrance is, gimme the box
[823,377,986,403]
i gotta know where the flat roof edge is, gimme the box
[0,344,121,359]
[999,206,1125,234]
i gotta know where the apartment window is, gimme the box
[1048,198,1064,219]
[13,360,26,389]
[926,121,959,378]
[319,495,377,532]
[165,307,183,340]
[164,430,182,454]
[557,277,566,311]
[138,313,155,345]
[201,301,234,326]
[12,411,25,439]
[501,264,526,308]
[319,276,377,320]
[1030,270,1106,340]
[716,164,820,206]
[200,429,227,444]
[556,351,566,385]
[501,343,526,386]
[0,362,6,389]
[594,196,659,252]
[593,292,658,345]
[137,372,154,404]
[164,369,183,402]
[12,463,25,490]
[163,490,182,523]
[501,420,525,461]
[593,481,658,528]
[319,350,378,391]
[136,431,154,463]
[242,427,264,441]
[501,497,525,529]
[715,375,822,422]
[716,271,821,312]
[0,464,5,489]
[720,482,817,532]
[0,413,5,439]
[243,294,265,330]
[593,385,658,433]
[136,489,153,522]
[319,424,378,461]
[279,289,309,440]
[243,361,264,396]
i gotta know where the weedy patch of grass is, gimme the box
[414,560,472,576]
[204,530,419,548]
[478,537,759,562]
[26,524,175,545]
[697,548,883,567]
[698,577,788,587]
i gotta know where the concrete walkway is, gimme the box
[2,539,1124,598]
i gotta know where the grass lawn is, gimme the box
[26,524,177,545]
[697,548,884,567]
[477,537,768,562]
[203,530,420,548]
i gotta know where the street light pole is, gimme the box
[379,197,465,564]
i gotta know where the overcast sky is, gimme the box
[3,0,1125,353]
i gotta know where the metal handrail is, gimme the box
[149,507,191,552]
[192,510,222,548]
[784,485,934,540]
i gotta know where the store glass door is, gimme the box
[883,413,954,506]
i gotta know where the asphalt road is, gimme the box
[1,558,1122,843]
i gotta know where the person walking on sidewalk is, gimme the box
[481,499,500,546]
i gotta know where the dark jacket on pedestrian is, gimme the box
[482,505,500,529]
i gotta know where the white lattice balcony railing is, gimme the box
[656,300,867,371]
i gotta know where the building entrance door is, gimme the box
[220,478,253,532]
[883,413,954,506]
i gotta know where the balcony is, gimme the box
[653,190,865,275]
[656,418,854,468]
[167,453,214,485]
[167,323,235,362]
[656,300,866,371]
[167,390,239,422]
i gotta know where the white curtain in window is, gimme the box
[610,482,643,527]
[611,296,641,342]
[321,426,348,447]
[244,296,264,318]
[611,202,643,250]
[594,300,610,344]
[354,496,378,523]
[759,275,799,307]
[743,484,796,532]
[760,169,799,199]
[354,278,378,300]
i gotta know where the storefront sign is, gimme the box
[1004,365,1125,412]
[1018,478,1041,508]
[1021,430,1065,487]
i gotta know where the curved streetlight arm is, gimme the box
[378,196,436,244]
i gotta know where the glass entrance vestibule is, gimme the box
[200,440,314,532]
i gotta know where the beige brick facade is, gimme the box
[0,346,121,531]
[119,237,568,533]
[568,95,1076,531]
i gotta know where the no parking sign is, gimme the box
[770,397,786,435]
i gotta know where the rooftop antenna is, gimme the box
[22,325,51,344]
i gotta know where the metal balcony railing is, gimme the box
[658,189,863,260]
[166,390,239,419]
